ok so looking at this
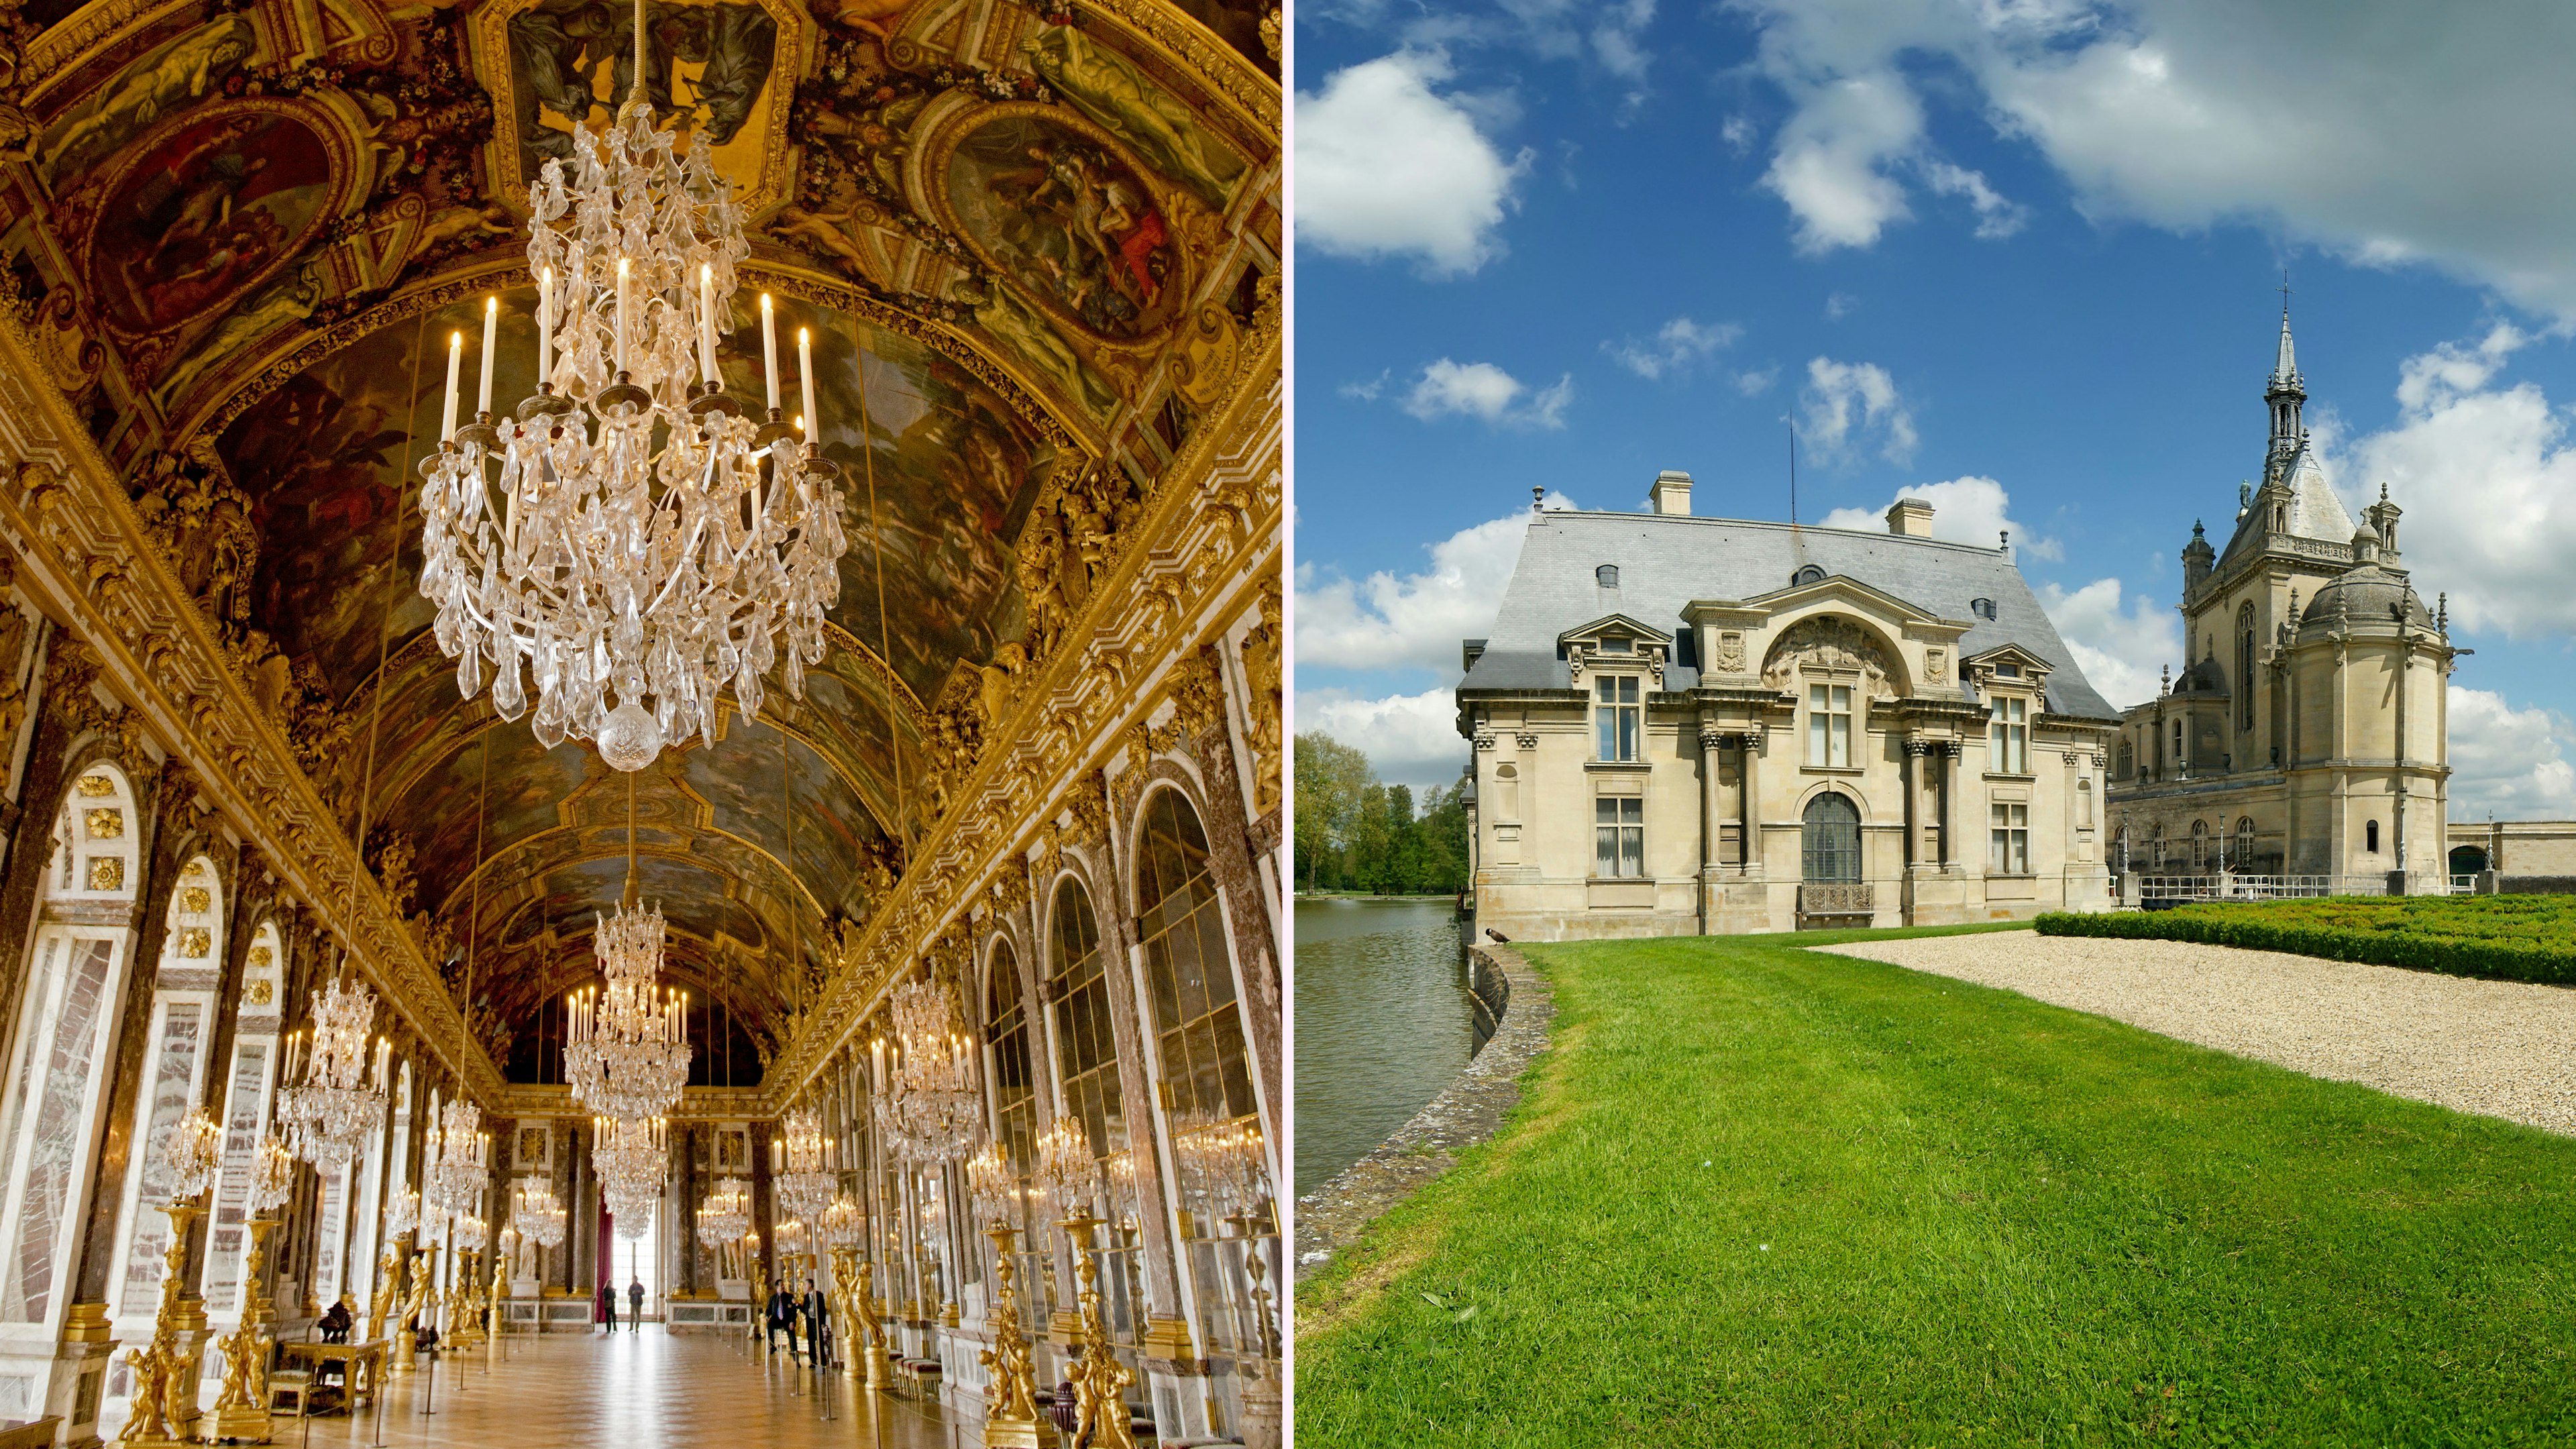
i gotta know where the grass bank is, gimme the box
[1294,928,2576,1446]
[2038,894,2576,984]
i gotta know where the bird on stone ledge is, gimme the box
[1485,928,1510,943]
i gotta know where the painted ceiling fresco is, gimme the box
[0,0,1279,1075]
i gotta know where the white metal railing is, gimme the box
[2449,874,2479,896]
[2134,873,2392,904]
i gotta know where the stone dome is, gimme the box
[2297,559,2433,639]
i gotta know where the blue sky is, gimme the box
[1291,0,2576,816]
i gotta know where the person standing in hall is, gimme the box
[628,1277,645,1330]
[767,1281,794,1352]
[598,1280,616,1334]
[802,1276,831,1366]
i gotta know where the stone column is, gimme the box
[1739,729,1764,875]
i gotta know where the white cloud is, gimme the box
[1825,291,1859,319]
[1295,688,1472,794]
[1818,475,2059,559]
[1603,316,1743,379]
[1401,359,1574,429]
[1800,356,1917,464]
[1720,115,1758,156]
[1340,369,1391,400]
[2334,326,2576,637]
[1731,0,2576,319]
[2035,576,2180,713]
[2446,685,2576,818]
[1733,365,1782,396]
[1762,71,1921,253]
[1295,494,1579,672]
[1295,50,1534,277]
[1923,160,2030,239]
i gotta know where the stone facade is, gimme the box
[1460,476,2119,941]
[2106,313,2458,888]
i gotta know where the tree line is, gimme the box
[1293,732,1470,896]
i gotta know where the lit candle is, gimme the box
[760,293,779,411]
[771,1138,783,1174]
[478,296,498,415]
[616,258,632,375]
[698,264,718,386]
[537,268,553,389]
[441,330,462,441]
[798,327,817,443]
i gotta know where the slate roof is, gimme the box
[1459,508,2120,721]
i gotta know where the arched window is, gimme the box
[1047,877,1126,1187]
[1136,790,1257,1138]
[1800,794,1862,883]
[2191,820,2208,871]
[0,765,140,1327]
[115,855,226,1318]
[984,941,1037,1177]
[2235,817,2255,870]
[2365,819,2381,853]
[1792,565,1827,587]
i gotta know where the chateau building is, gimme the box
[1458,475,2120,940]
[2106,313,2457,887]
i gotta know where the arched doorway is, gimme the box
[2450,845,2489,878]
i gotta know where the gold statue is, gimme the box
[366,1242,403,1343]
[117,1340,173,1445]
[393,1244,437,1375]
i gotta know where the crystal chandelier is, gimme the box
[513,1178,568,1250]
[162,1108,223,1203]
[1170,1111,1272,1226]
[869,975,983,1165]
[1032,1114,1091,1218]
[965,1139,1019,1230]
[423,1099,488,1217]
[566,776,692,1119]
[278,976,390,1165]
[250,1132,297,1216]
[386,1185,421,1238]
[696,1176,751,1247]
[454,1214,488,1255]
[771,1106,837,1225]
[816,1191,865,1250]
[413,0,847,773]
[592,1115,667,1234]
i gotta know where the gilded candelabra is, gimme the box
[1061,1212,1138,1449]
[209,1218,278,1442]
[119,1201,207,1448]
[978,1224,1055,1448]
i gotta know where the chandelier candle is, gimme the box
[799,327,817,444]
[537,268,552,389]
[761,292,779,411]
[441,330,462,443]
[478,295,498,415]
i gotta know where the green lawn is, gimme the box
[1295,928,2576,1446]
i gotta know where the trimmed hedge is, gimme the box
[2035,898,2576,985]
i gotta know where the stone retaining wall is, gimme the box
[1293,944,1554,1282]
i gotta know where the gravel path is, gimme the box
[1816,930,2576,1136]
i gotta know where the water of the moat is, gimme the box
[1292,896,1486,1198]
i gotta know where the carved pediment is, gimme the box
[1760,614,1900,700]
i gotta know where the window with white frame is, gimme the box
[1594,676,1640,762]
[1989,696,2028,774]
[1807,682,1853,767]
[1595,798,1643,877]
[1989,802,2029,874]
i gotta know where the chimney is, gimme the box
[1886,498,1935,537]
[1650,470,1693,517]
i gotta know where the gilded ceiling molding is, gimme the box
[1075,0,1279,136]
[760,321,1278,1099]
[15,0,196,106]
[0,307,506,1104]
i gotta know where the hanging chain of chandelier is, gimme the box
[871,973,984,1165]
[276,974,391,1167]
[414,0,849,774]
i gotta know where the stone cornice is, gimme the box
[0,309,506,1105]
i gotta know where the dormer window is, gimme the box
[1596,565,1619,588]
[1597,635,1631,654]
[1970,598,1997,621]
[1792,564,1826,586]
[1994,662,2021,678]
[1595,677,1640,761]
